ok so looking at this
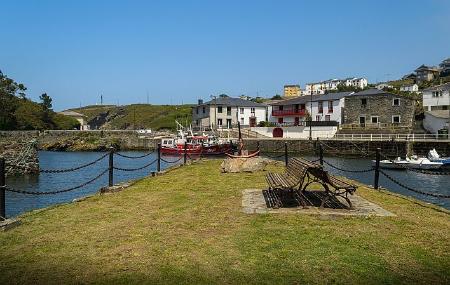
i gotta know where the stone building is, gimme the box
[343,89,415,128]
[415,65,440,83]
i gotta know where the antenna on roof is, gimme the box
[100,94,103,105]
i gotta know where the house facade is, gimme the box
[422,83,450,112]
[423,110,449,134]
[283,85,301,97]
[304,77,367,95]
[192,97,266,129]
[342,89,415,128]
[269,92,352,126]
[58,111,89,130]
[399,84,419,93]
[415,65,440,83]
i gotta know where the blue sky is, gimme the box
[1,0,449,110]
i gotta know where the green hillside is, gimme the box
[71,104,193,130]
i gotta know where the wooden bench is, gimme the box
[266,157,357,209]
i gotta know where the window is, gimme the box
[371,116,379,124]
[240,108,244,114]
[328,101,333,113]
[217,106,223,113]
[226,107,231,116]
[217,119,222,126]
[240,118,245,125]
[279,105,284,111]
[278,117,283,124]
[361,98,367,106]
[202,107,205,113]
[226,119,232,128]
[196,107,199,115]
[325,115,330,121]
[392,98,400,106]
[316,115,321,121]
[432,91,443,97]
[318,101,323,113]
[392,115,401,124]
[251,107,255,114]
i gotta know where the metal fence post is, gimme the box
[319,142,324,166]
[257,141,260,152]
[108,148,114,187]
[0,158,6,220]
[374,148,381,189]
[157,143,161,172]
[284,142,288,167]
[184,142,187,164]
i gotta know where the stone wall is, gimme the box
[0,140,39,176]
[343,94,415,127]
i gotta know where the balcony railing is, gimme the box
[272,109,306,116]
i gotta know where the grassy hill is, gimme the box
[71,104,194,130]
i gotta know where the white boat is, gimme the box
[372,157,409,170]
[405,156,443,170]
[428,149,450,166]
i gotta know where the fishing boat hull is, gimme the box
[372,160,408,170]
[161,144,232,155]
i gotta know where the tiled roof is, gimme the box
[426,110,449,119]
[423,82,450,92]
[271,92,353,106]
[201,97,266,107]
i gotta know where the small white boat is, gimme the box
[405,156,443,170]
[372,157,409,170]
[428,149,450,166]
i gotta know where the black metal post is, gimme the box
[184,142,187,164]
[157,143,161,172]
[284,142,288,167]
[374,148,381,189]
[108,148,114,187]
[0,158,6,220]
[319,143,324,166]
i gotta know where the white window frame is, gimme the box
[392,98,400,106]
[239,107,244,114]
[217,118,223,126]
[392,115,401,124]
[250,107,255,114]
[371,116,379,124]
[240,117,244,125]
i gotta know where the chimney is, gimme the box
[198,99,203,105]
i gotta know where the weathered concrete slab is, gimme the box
[0,218,21,231]
[242,189,395,217]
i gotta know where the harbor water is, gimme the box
[4,151,450,217]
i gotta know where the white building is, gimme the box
[192,96,267,129]
[375,83,393,90]
[58,110,89,130]
[423,110,449,134]
[304,78,367,95]
[422,83,450,112]
[268,91,352,126]
[400,84,419,93]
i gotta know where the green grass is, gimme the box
[0,160,449,284]
[71,104,193,130]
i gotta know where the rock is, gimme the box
[221,157,269,173]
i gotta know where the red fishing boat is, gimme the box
[160,122,232,155]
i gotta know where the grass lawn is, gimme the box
[0,160,449,284]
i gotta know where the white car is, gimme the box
[137,129,152,134]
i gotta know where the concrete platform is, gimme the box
[242,189,395,217]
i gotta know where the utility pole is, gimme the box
[100,94,103,105]
[309,89,313,140]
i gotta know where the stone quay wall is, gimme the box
[0,140,39,176]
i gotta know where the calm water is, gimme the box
[304,155,450,210]
[5,152,450,217]
[5,151,182,217]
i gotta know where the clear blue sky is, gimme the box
[1,0,449,110]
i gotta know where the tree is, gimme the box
[39,93,52,110]
[271,94,283,100]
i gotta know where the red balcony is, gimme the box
[272,109,306,116]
